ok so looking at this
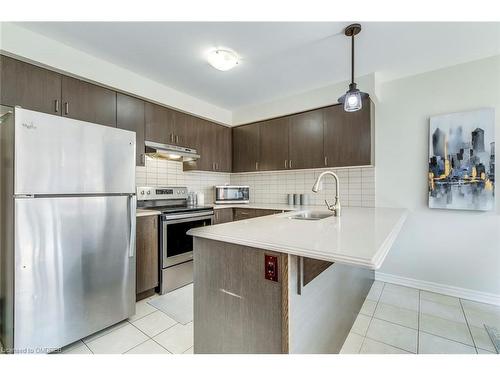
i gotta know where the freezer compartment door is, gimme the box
[14,107,135,195]
[14,195,136,352]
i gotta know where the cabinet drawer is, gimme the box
[233,208,282,221]
[233,208,256,221]
[214,208,234,224]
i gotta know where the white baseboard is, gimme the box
[375,272,500,306]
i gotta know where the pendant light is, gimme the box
[338,23,369,112]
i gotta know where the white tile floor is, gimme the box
[59,291,193,354]
[56,282,499,354]
[340,281,500,354]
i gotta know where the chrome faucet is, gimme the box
[312,171,342,216]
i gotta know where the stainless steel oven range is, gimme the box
[137,186,214,294]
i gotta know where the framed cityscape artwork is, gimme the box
[428,108,495,211]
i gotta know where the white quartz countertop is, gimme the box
[136,208,162,217]
[188,207,408,269]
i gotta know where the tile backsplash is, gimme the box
[137,157,375,208]
[136,157,231,201]
[230,167,375,207]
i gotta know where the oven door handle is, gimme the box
[163,215,214,225]
[164,211,214,220]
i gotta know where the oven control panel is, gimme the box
[137,186,188,201]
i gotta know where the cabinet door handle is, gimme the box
[64,102,69,115]
[324,156,328,166]
[284,160,287,169]
[255,161,259,171]
[289,160,293,169]
[54,99,60,113]
[170,133,174,143]
[176,135,179,144]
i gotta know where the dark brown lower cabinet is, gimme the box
[136,215,159,300]
[214,208,234,224]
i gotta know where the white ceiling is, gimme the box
[17,22,500,110]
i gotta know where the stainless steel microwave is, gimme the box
[215,185,250,204]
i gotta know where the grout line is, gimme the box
[459,298,479,354]
[121,336,152,354]
[418,330,477,351]
[83,341,94,354]
[368,316,419,332]
[359,281,386,353]
[129,311,182,339]
[182,346,194,354]
[150,324,181,353]
[128,308,158,323]
[83,320,130,344]
[362,336,414,354]
[367,300,475,349]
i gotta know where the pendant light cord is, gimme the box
[351,34,355,85]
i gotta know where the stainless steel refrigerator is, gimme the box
[0,106,136,353]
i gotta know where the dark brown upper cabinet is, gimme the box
[193,118,216,171]
[259,117,289,171]
[144,102,175,144]
[172,110,193,147]
[183,119,232,173]
[0,55,62,115]
[117,93,145,166]
[61,76,116,127]
[215,125,232,172]
[288,109,324,169]
[323,99,372,167]
[232,124,260,172]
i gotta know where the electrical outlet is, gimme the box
[264,254,278,282]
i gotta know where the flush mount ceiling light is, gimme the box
[207,49,240,71]
[338,23,369,112]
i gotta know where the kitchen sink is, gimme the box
[288,211,335,220]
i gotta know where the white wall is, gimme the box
[0,22,232,125]
[375,55,500,299]
[232,74,376,125]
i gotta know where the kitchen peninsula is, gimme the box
[188,206,407,354]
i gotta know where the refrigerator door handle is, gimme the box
[128,195,136,258]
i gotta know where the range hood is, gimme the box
[144,141,200,162]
